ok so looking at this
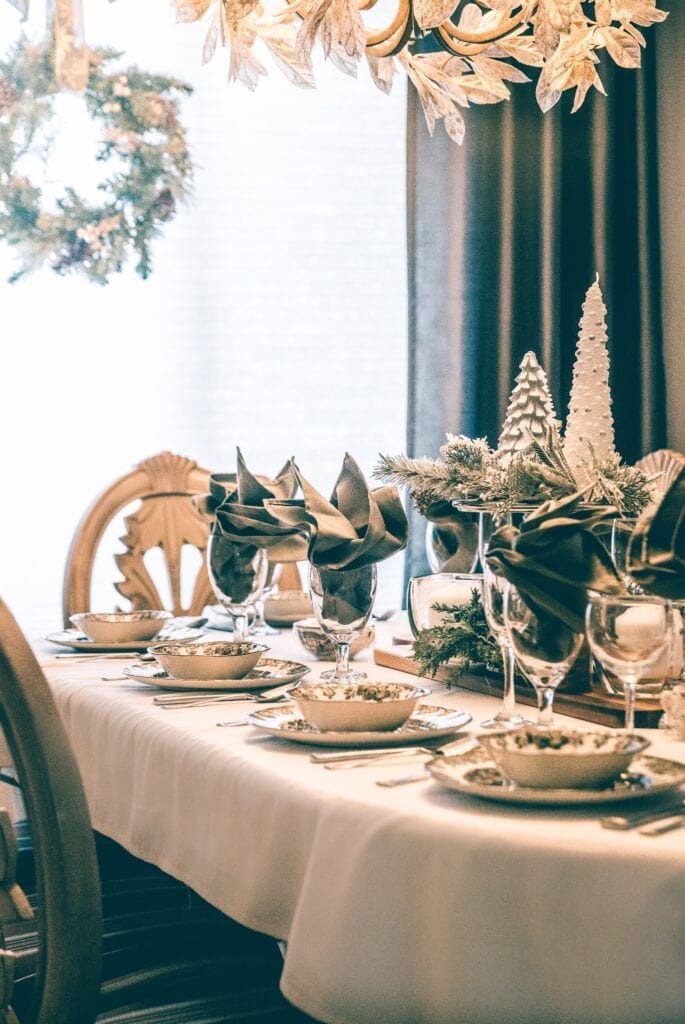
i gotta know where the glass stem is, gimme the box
[233,613,249,641]
[536,686,556,726]
[254,599,266,629]
[500,645,516,718]
[335,641,350,680]
[623,676,638,731]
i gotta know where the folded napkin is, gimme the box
[627,463,685,598]
[265,453,408,571]
[201,449,308,563]
[485,493,625,633]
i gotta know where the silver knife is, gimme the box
[638,815,685,837]
[600,798,685,830]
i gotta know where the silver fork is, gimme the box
[317,736,473,771]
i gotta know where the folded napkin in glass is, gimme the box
[486,493,625,633]
[627,462,685,598]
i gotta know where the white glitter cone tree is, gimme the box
[563,278,617,489]
[498,351,561,462]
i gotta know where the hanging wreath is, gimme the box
[0,38,193,284]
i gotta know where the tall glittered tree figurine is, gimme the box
[497,351,561,462]
[563,277,617,489]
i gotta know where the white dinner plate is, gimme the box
[244,704,472,747]
[45,627,205,653]
[123,658,310,690]
[428,746,685,806]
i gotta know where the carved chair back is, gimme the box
[62,452,213,626]
[0,598,102,1023]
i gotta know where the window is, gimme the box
[0,0,408,633]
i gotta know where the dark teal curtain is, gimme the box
[406,36,666,577]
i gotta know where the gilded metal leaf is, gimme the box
[172,0,212,23]
[366,54,396,94]
[600,25,642,67]
[414,0,461,32]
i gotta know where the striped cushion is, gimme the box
[6,830,318,1024]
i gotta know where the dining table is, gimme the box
[34,618,685,1024]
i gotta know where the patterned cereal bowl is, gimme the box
[70,610,172,644]
[478,728,651,790]
[149,641,269,680]
[288,681,430,732]
[292,619,375,661]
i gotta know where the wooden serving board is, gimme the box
[373,644,663,729]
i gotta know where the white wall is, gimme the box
[0,1,408,633]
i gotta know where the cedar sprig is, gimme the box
[411,589,502,681]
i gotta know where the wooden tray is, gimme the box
[373,644,663,729]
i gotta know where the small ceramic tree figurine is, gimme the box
[563,278,617,489]
[498,351,561,462]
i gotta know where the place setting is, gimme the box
[46,610,206,653]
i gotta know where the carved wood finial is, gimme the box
[137,451,200,494]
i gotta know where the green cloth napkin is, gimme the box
[627,464,685,598]
[266,453,408,571]
[485,493,625,633]
[202,449,308,563]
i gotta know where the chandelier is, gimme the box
[175,0,667,142]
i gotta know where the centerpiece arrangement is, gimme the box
[376,280,655,694]
[377,280,651,518]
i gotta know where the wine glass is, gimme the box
[504,583,584,726]
[309,564,377,682]
[480,564,528,729]
[250,561,283,636]
[206,530,269,641]
[586,594,673,730]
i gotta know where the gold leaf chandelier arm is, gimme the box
[365,0,411,57]
[431,26,495,56]
[440,5,529,45]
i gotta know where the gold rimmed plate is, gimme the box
[428,745,685,806]
[123,658,310,690]
[244,704,472,747]
[45,627,204,653]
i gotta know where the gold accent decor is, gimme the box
[174,0,668,143]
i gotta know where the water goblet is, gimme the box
[207,530,269,641]
[504,583,584,726]
[480,565,528,729]
[586,594,673,730]
[309,564,377,682]
[407,572,482,636]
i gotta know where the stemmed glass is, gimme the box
[309,564,377,683]
[586,594,673,730]
[504,583,584,726]
[206,530,269,641]
[480,564,528,729]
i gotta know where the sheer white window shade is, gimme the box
[0,1,408,635]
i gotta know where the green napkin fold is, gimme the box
[201,449,308,563]
[627,463,685,598]
[485,493,625,633]
[266,453,408,571]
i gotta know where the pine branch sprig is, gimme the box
[411,590,502,681]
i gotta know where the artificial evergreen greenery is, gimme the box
[377,427,650,518]
[0,37,193,283]
[411,589,502,680]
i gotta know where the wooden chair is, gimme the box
[0,598,318,1023]
[62,452,214,626]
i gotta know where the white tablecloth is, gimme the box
[39,623,685,1024]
